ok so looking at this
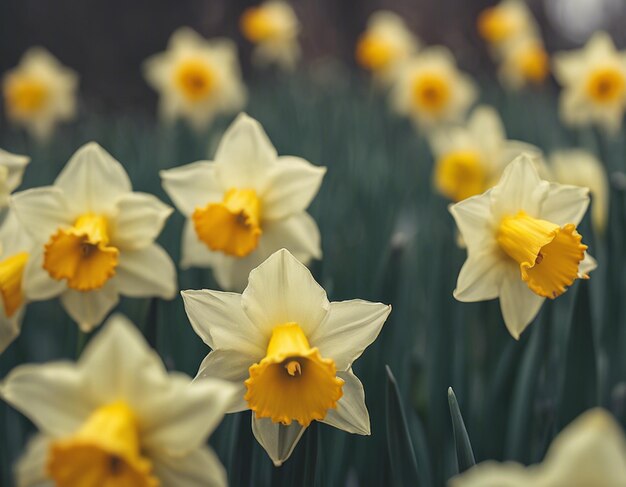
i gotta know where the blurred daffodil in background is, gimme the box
[390,47,477,131]
[240,1,301,71]
[553,32,626,134]
[2,48,78,141]
[498,34,550,90]
[449,408,626,487]
[355,11,419,85]
[161,113,325,291]
[2,315,238,487]
[429,105,540,202]
[143,27,247,131]
[451,154,596,339]
[12,142,177,331]
[477,0,538,52]
[182,249,391,466]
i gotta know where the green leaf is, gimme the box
[447,387,475,473]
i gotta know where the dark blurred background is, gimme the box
[1,0,626,115]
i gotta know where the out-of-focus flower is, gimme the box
[2,48,78,141]
[355,11,419,84]
[477,0,538,50]
[0,148,29,208]
[449,408,626,486]
[498,34,550,90]
[390,47,477,131]
[429,105,540,202]
[161,113,325,291]
[549,149,609,236]
[553,32,626,134]
[451,154,596,339]
[182,249,391,466]
[143,28,246,131]
[12,142,176,331]
[240,1,301,71]
[1,315,238,487]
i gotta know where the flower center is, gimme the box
[477,8,516,43]
[356,34,395,71]
[4,75,49,117]
[434,150,487,202]
[240,7,282,42]
[47,401,159,487]
[174,59,216,102]
[518,44,550,83]
[412,73,451,113]
[497,211,587,299]
[192,188,262,258]
[0,251,28,317]
[586,67,626,103]
[43,213,119,292]
[244,322,344,427]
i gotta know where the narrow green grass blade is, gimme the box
[447,387,475,473]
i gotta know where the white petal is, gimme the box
[213,114,277,191]
[180,219,219,269]
[116,244,177,299]
[0,313,21,354]
[151,446,227,487]
[309,300,391,370]
[499,265,545,339]
[1,363,92,437]
[11,187,72,241]
[54,142,132,213]
[195,350,252,413]
[321,370,370,435]
[60,282,119,332]
[160,161,223,217]
[540,183,590,227]
[261,212,322,261]
[448,461,532,487]
[14,434,54,487]
[251,416,306,466]
[449,193,495,252]
[454,248,506,302]
[0,148,29,195]
[241,249,330,337]
[181,289,265,356]
[111,192,173,250]
[579,252,597,277]
[22,249,66,301]
[261,157,326,221]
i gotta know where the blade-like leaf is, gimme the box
[447,387,475,473]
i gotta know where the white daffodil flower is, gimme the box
[451,154,596,339]
[1,314,238,487]
[2,48,78,141]
[428,105,540,202]
[12,142,177,332]
[0,210,34,354]
[161,113,325,291]
[549,149,609,236]
[143,27,247,131]
[182,248,391,466]
[0,148,29,208]
[449,408,626,487]
[477,0,538,52]
[498,34,550,91]
[240,1,301,71]
[553,32,626,134]
[391,47,477,131]
[355,11,420,84]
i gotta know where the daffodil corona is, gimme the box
[182,249,391,465]
[161,113,326,291]
[3,315,238,487]
[451,154,596,338]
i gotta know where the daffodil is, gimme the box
[0,148,29,208]
[161,113,325,291]
[12,142,177,331]
[477,0,538,50]
[449,408,626,487]
[549,149,609,236]
[182,248,391,465]
[390,47,477,131]
[143,27,247,131]
[2,48,78,141]
[498,34,550,90]
[451,154,596,339]
[553,32,626,134]
[240,1,301,71]
[429,105,540,202]
[355,11,419,84]
[2,314,238,487]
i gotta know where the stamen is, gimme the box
[285,360,302,376]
